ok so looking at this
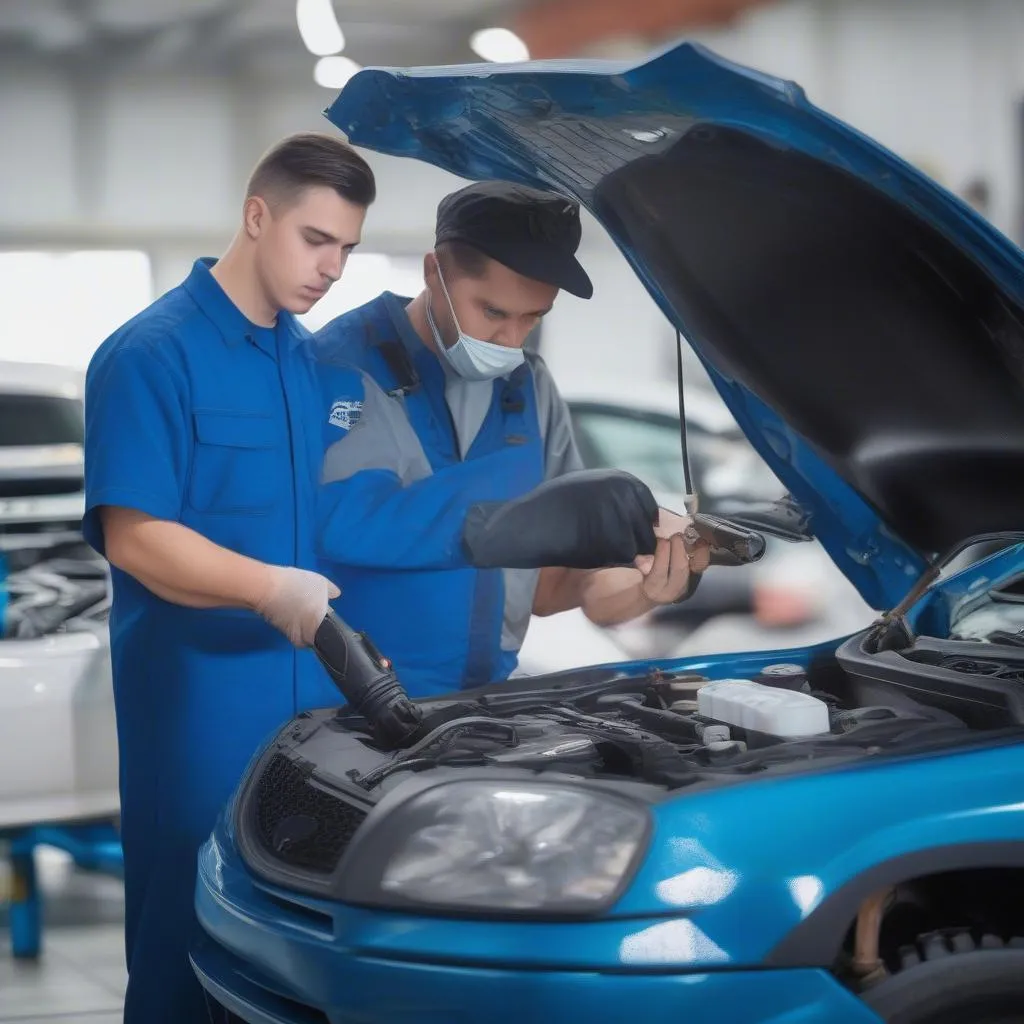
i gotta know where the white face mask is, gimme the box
[427,266,525,382]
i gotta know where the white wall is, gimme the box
[539,221,673,393]
[2,0,1023,378]
[689,0,1024,237]
[0,63,464,254]
[0,64,469,364]
[4,0,1020,249]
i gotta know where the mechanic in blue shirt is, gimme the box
[313,182,708,697]
[82,134,375,1024]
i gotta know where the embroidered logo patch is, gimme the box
[328,399,363,432]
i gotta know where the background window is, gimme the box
[0,251,153,369]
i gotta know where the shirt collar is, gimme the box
[280,310,312,351]
[183,257,309,355]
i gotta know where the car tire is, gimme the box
[863,930,1024,1024]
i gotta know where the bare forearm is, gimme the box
[579,567,656,627]
[100,507,271,611]
[533,565,655,626]
[534,515,708,627]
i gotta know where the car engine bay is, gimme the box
[2,535,109,641]
[234,600,1024,891]
[265,651,1003,803]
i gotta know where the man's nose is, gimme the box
[495,322,528,348]
[322,247,344,283]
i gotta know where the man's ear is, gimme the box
[423,250,439,286]
[243,196,269,240]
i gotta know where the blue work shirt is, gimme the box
[313,292,583,697]
[83,258,338,1023]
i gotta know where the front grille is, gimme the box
[253,753,367,874]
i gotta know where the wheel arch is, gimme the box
[766,841,1024,967]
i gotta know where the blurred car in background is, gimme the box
[566,379,782,510]
[517,380,873,674]
[0,361,117,829]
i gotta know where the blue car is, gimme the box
[191,41,1024,1024]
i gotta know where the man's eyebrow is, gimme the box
[479,300,554,318]
[302,226,358,246]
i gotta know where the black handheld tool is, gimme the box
[313,609,422,750]
[688,512,767,567]
[669,511,767,604]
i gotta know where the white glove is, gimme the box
[254,565,341,647]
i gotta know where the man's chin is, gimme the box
[286,293,322,315]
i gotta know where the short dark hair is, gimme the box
[436,240,491,279]
[247,132,376,210]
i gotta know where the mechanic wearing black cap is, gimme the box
[309,181,706,700]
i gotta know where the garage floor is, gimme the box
[0,847,126,1022]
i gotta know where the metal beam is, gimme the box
[514,0,774,59]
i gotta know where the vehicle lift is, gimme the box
[1,820,123,959]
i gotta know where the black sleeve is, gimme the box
[462,469,659,569]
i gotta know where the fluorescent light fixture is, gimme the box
[296,0,345,57]
[313,54,361,89]
[470,27,529,63]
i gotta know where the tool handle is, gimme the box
[313,609,422,750]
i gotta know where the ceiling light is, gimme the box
[470,27,529,63]
[296,0,345,57]
[314,55,361,90]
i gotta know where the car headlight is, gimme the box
[372,781,649,913]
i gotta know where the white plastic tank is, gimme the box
[697,678,831,738]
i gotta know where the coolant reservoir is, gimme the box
[697,679,830,738]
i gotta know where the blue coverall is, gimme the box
[83,259,341,1022]
[313,291,583,697]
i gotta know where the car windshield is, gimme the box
[570,407,688,495]
[0,394,84,447]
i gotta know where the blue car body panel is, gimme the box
[195,812,885,1024]
[193,541,1024,1019]
[198,723,1024,966]
[194,896,883,1024]
[193,40,1024,1023]
[324,40,1024,610]
[193,683,1024,1020]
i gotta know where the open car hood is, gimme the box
[324,41,1024,610]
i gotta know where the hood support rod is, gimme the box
[675,328,696,512]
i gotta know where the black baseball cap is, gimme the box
[435,181,594,299]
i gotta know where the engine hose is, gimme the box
[354,717,521,790]
[852,888,894,984]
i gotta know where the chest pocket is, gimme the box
[188,411,281,515]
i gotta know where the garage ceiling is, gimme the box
[0,0,774,73]
[0,0,518,72]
